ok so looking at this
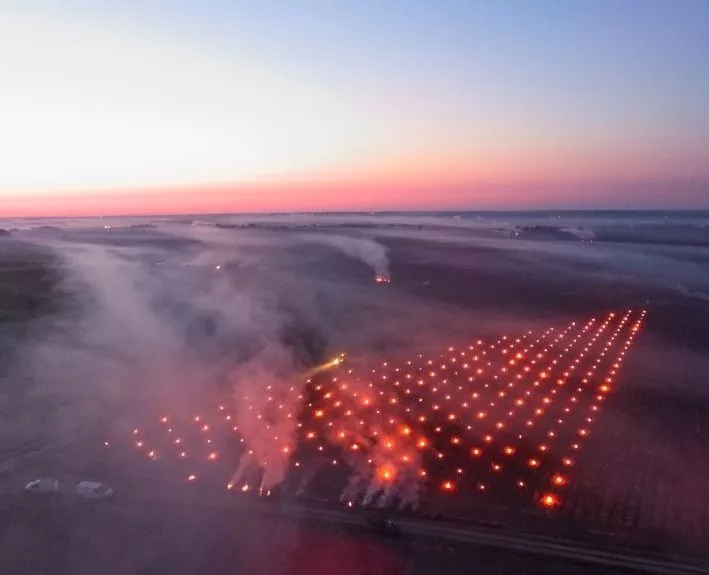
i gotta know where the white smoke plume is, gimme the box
[9,226,322,494]
[301,233,390,280]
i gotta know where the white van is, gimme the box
[76,481,114,499]
[25,478,59,493]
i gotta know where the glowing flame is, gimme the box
[552,473,567,486]
[377,464,396,482]
[541,493,559,507]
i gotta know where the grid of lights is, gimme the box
[122,309,646,512]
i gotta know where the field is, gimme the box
[1,214,709,573]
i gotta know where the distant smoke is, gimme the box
[560,226,596,241]
[302,233,390,279]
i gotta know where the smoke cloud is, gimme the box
[300,233,390,280]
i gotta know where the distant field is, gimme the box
[0,240,62,325]
[0,240,68,453]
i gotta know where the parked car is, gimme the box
[25,478,59,493]
[76,481,114,499]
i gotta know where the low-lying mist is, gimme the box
[1,222,481,493]
[2,212,709,508]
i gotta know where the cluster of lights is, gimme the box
[298,309,645,510]
[120,309,645,512]
[127,410,234,485]
[539,309,647,507]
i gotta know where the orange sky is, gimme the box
[4,175,707,218]
[2,5,708,217]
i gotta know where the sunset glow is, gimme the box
[1,2,708,216]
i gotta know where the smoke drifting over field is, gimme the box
[12,232,303,490]
[2,211,709,528]
[301,233,390,279]
[0,221,402,496]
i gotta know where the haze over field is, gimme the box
[2,213,709,516]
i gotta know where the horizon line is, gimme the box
[3,206,709,222]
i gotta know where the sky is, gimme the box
[1,0,708,216]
